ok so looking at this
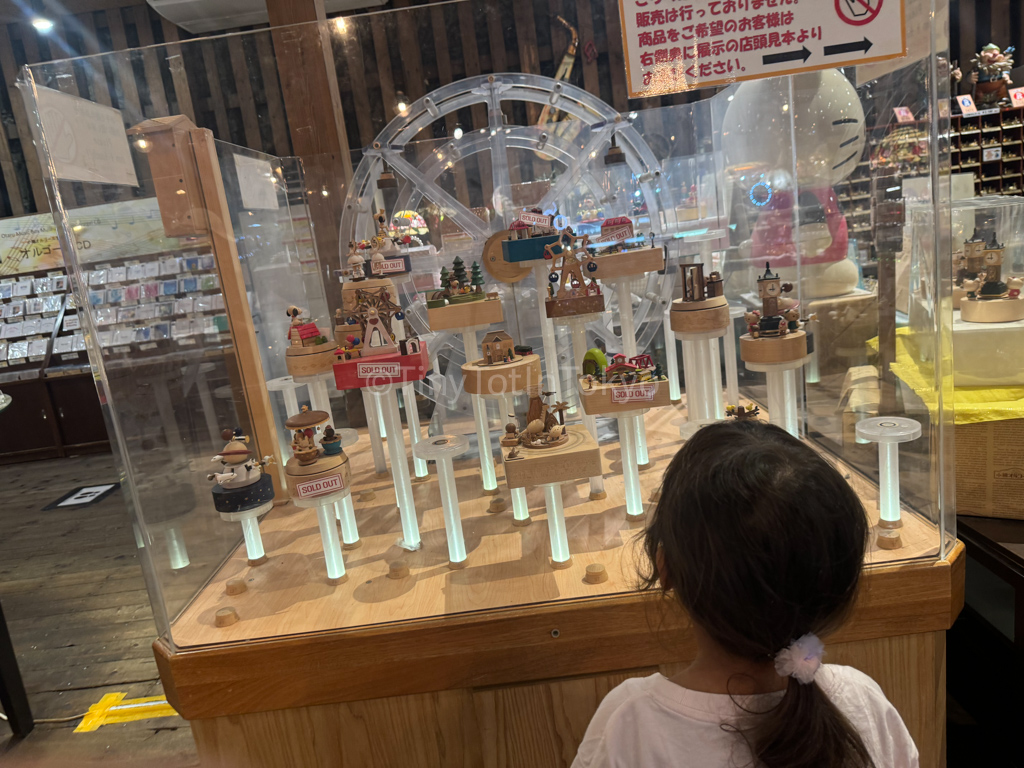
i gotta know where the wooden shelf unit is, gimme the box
[952,106,1024,196]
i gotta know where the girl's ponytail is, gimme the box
[643,420,875,768]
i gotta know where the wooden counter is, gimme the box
[153,407,964,768]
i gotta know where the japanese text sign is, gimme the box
[618,0,907,98]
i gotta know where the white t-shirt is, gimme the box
[572,665,918,768]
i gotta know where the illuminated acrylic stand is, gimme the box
[333,427,362,549]
[530,260,564,404]
[412,434,470,568]
[604,276,649,467]
[680,229,729,420]
[219,500,273,567]
[855,417,922,551]
[676,328,726,422]
[744,357,808,438]
[460,325,499,495]
[560,315,607,500]
[394,322,428,480]
[373,384,422,550]
[725,306,745,407]
[149,520,190,570]
[360,390,389,476]
[499,392,531,526]
[541,483,572,567]
[301,488,350,583]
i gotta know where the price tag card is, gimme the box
[893,106,915,123]
[1010,87,1024,106]
[958,95,978,115]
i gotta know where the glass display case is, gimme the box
[20,2,960,765]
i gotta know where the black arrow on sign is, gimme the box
[824,38,873,56]
[762,46,811,65]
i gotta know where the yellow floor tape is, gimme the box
[74,692,179,733]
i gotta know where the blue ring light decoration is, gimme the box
[749,181,773,207]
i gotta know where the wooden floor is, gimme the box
[173,405,942,648]
[0,453,198,767]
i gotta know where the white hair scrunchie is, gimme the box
[774,633,824,685]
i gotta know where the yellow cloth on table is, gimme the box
[870,328,1024,425]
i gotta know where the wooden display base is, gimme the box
[590,246,665,280]
[461,354,542,396]
[546,294,605,318]
[501,426,602,489]
[577,377,671,415]
[427,298,503,331]
[246,555,268,567]
[284,453,351,501]
[284,343,339,378]
[155,405,961,768]
[512,516,532,527]
[670,296,730,333]
[740,330,808,364]
[549,556,574,570]
[960,297,1024,323]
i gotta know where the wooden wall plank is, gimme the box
[253,33,290,157]
[131,6,169,116]
[369,15,397,133]
[104,8,144,122]
[0,24,49,212]
[514,3,541,123]
[226,36,264,152]
[339,25,375,148]
[602,0,629,111]
[430,5,470,205]
[575,0,600,97]
[199,41,231,140]
[159,16,195,122]
[74,11,113,107]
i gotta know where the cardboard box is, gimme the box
[955,418,1024,520]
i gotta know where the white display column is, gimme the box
[676,329,727,422]
[855,417,922,551]
[562,316,607,500]
[333,428,362,550]
[412,434,470,568]
[373,384,422,550]
[531,260,564,404]
[461,326,499,495]
[744,357,807,438]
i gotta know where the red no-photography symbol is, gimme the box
[836,0,882,26]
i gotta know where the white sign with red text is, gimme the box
[370,258,407,275]
[611,383,657,403]
[357,362,401,379]
[519,210,553,227]
[618,0,906,98]
[296,473,345,499]
[599,224,635,244]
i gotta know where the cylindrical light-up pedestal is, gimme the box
[607,277,649,467]
[393,321,428,480]
[219,500,273,567]
[561,315,607,500]
[310,490,350,583]
[360,389,388,476]
[500,393,531,525]
[676,329,727,422]
[532,261,564,405]
[855,417,922,551]
[725,307,745,407]
[740,330,808,438]
[616,410,645,517]
[461,327,499,495]
[333,428,362,550]
[463,350,544,508]
[500,425,601,568]
[374,385,421,551]
[670,292,730,423]
[164,525,191,570]
[540,483,572,568]
[412,434,470,568]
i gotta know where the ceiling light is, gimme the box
[31,18,54,33]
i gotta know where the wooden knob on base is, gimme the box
[387,560,410,580]
[215,607,239,627]
[247,555,268,567]
[375,471,390,480]
[358,490,376,502]
[589,490,608,501]
[328,574,350,586]
[876,529,903,550]
[584,563,608,584]
[482,487,500,496]
[512,516,532,527]
[225,578,247,596]
[550,556,574,571]
[413,474,430,483]
[488,496,507,514]
[447,559,468,570]
[343,539,363,551]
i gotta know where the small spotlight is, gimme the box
[334,17,347,33]
[395,91,410,115]
[31,18,54,33]
[133,138,150,153]
[453,126,463,140]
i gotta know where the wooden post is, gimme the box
[265,0,352,315]
[127,116,279,463]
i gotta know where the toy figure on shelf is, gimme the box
[320,426,343,456]
[743,263,800,339]
[600,216,634,244]
[960,233,1024,323]
[343,242,367,282]
[284,305,338,378]
[726,403,761,421]
[970,44,1015,107]
[479,330,517,365]
[543,231,604,318]
[208,428,275,566]
[499,388,568,449]
[502,209,562,263]
[580,351,666,387]
[284,407,351,496]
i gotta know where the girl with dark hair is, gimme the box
[572,420,918,768]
